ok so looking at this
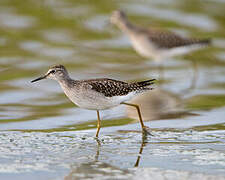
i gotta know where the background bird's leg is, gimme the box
[180,56,198,95]
[190,59,198,90]
[158,64,164,81]
[121,102,151,136]
[96,110,101,137]
[154,57,164,81]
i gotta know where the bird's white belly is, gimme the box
[130,35,158,59]
[74,96,116,110]
[63,87,136,110]
[164,44,203,57]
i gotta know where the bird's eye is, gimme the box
[50,70,56,74]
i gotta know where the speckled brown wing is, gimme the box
[85,78,155,97]
[146,29,210,49]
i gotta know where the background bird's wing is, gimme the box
[146,29,210,49]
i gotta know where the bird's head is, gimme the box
[110,10,128,26]
[31,65,69,83]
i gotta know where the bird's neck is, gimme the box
[57,76,76,89]
[118,19,138,34]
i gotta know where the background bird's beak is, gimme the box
[31,74,48,83]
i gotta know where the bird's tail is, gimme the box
[136,79,156,87]
[190,38,211,46]
[130,79,156,92]
[198,38,211,45]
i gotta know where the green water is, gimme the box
[0,0,225,179]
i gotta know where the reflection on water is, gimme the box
[126,89,188,121]
[0,130,224,179]
[65,136,150,179]
[64,140,130,180]
[0,0,225,179]
[65,136,147,179]
[65,161,129,180]
[134,136,148,167]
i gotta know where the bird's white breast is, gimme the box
[129,34,158,59]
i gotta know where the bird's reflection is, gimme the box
[151,55,200,90]
[64,137,148,179]
[94,138,101,161]
[180,58,198,94]
[134,135,148,167]
[126,88,194,122]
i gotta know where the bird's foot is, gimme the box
[142,126,154,136]
[94,137,102,145]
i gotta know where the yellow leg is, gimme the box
[121,102,151,135]
[96,110,101,138]
[121,102,145,128]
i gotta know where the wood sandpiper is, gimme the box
[110,10,211,61]
[31,65,156,137]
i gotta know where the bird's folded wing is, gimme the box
[147,29,210,49]
[85,78,130,97]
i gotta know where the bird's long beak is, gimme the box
[31,74,48,83]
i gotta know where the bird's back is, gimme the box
[81,78,155,97]
[135,28,211,49]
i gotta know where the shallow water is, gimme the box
[0,0,225,179]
